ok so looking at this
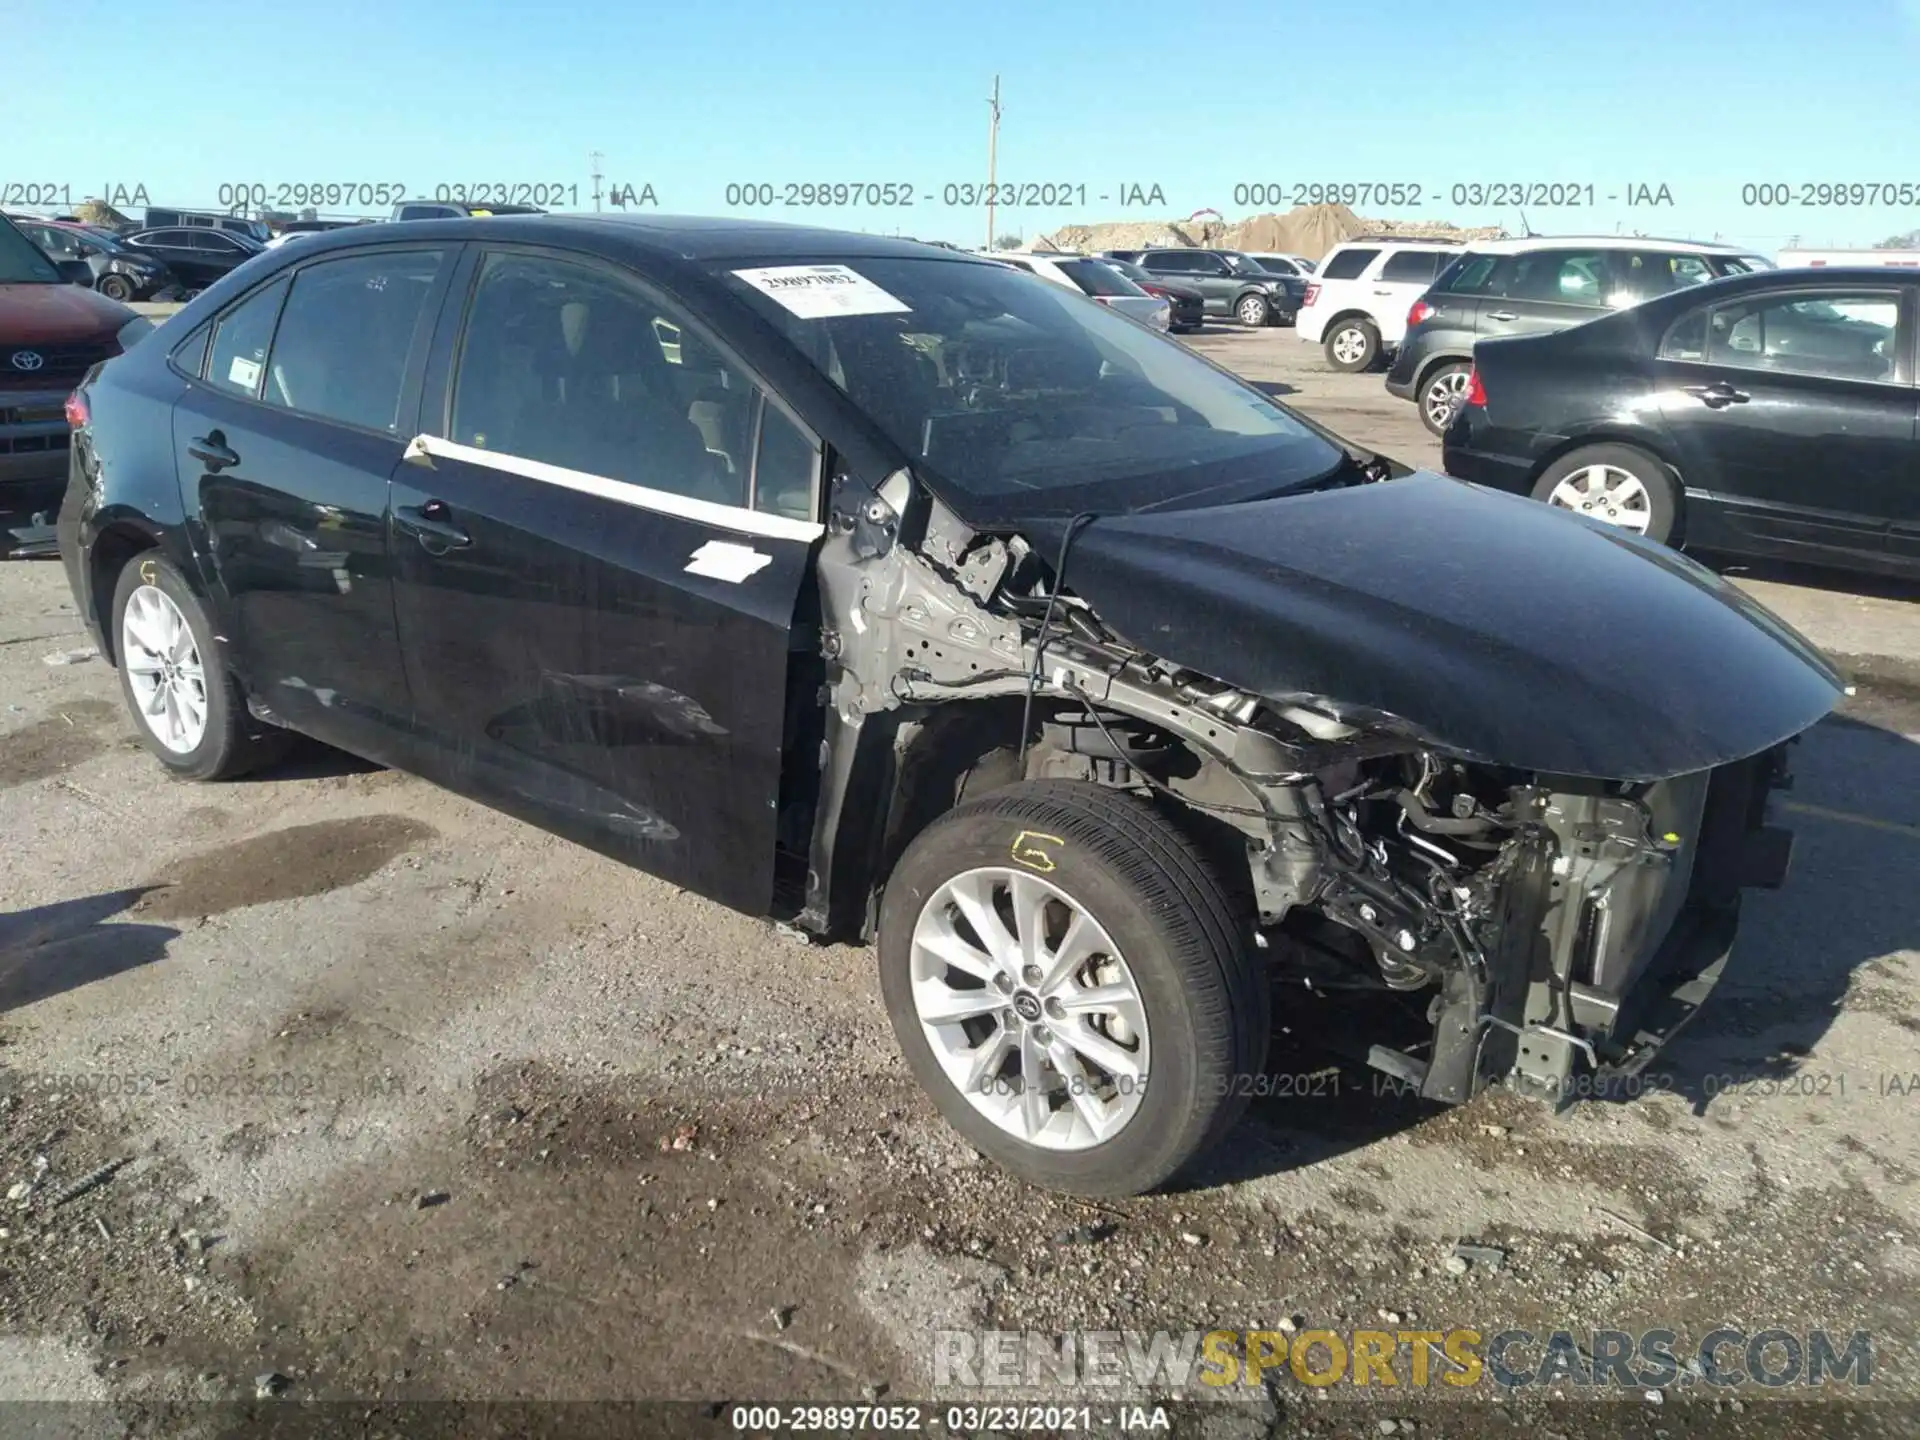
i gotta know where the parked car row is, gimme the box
[1103,248,1307,327]
[1443,263,1918,580]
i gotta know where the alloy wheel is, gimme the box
[121,584,208,754]
[1331,327,1368,365]
[1546,464,1654,533]
[909,866,1150,1151]
[1424,370,1470,429]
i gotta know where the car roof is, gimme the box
[290,213,1003,265]
[1326,237,1465,250]
[1459,235,1759,255]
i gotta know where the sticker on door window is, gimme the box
[227,356,261,390]
[731,265,912,320]
[685,539,773,583]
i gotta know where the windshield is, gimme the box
[714,255,1340,518]
[0,217,63,283]
[1222,253,1266,275]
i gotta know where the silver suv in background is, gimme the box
[1295,239,1464,371]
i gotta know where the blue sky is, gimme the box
[8,0,1919,252]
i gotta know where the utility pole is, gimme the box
[985,75,1001,249]
[590,151,605,213]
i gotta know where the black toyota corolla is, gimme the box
[57,216,1841,1197]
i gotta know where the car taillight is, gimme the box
[1464,367,1486,407]
[1140,283,1171,298]
[64,391,89,428]
[1302,283,1320,306]
[1407,299,1433,328]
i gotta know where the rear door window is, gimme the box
[1484,249,1611,306]
[205,278,290,399]
[1318,247,1380,280]
[261,250,445,431]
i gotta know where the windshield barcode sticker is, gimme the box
[732,264,911,319]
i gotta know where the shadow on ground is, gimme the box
[0,889,178,1011]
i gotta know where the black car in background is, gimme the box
[1130,249,1304,326]
[1444,266,1917,578]
[1099,256,1206,332]
[1388,239,1771,435]
[12,218,179,301]
[56,215,1837,1198]
[121,227,267,292]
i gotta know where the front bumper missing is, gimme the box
[1371,747,1794,1106]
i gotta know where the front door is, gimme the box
[389,246,824,914]
[1652,284,1914,568]
[178,246,451,753]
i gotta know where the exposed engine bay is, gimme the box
[801,470,1800,1107]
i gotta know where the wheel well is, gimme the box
[870,698,1254,933]
[1530,431,1681,486]
[1323,310,1378,335]
[1414,353,1472,395]
[88,525,158,666]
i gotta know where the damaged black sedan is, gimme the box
[56,217,1842,1196]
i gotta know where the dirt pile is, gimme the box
[1035,203,1503,260]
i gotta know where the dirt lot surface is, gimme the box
[2,326,1917,1438]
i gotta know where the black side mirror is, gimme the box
[56,259,94,286]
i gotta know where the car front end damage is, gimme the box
[799,466,1838,1112]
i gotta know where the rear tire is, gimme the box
[1418,361,1472,435]
[1530,443,1680,544]
[877,780,1268,1197]
[110,553,289,781]
[1324,318,1380,372]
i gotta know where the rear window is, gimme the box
[1055,259,1140,297]
[1379,250,1446,284]
[1318,247,1379,280]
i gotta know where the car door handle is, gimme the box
[1683,382,1750,408]
[395,501,471,552]
[187,433,239,471]
[1485,310,1518,322]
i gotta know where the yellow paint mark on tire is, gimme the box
[1010,830,1064,872]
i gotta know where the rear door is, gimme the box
[1474,247,1612,342]
[177,245,452,754]
[135,230,206,284]
[388,245,825,913]
[1652,282,1914,567]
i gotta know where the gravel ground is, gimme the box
[1,326,1917,1438]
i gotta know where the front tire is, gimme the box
[110,553,288,780]
[98,274,135,302]
[1530,443,1679,544]
[1235,294,1272,327]
[1324,318,1380,371]
[877,780,1268,1197]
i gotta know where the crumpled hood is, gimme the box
[1041,473,1842,781]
